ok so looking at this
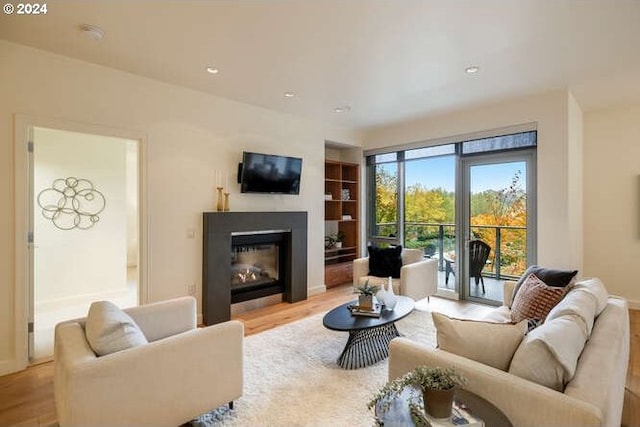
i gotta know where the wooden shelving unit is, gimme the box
[324,160,359,288]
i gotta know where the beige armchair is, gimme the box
[54,296,243,427]
[353,248,438,301]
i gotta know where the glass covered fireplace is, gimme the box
[230,231,288,303]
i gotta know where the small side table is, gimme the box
[375,386,512,427]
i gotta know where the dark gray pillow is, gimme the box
[368,245,402,278]
[511,265,578,305]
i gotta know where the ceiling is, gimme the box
[1,0,639,130]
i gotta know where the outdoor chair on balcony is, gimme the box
[469,239,491,293]
[443,240,491,294]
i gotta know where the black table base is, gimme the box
[337,323,400,369]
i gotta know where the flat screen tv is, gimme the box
[239,151,302,194]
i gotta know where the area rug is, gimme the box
[191,306,436,426]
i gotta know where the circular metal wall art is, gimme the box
[37,177,106,230]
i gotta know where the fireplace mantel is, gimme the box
[202,211,308,325]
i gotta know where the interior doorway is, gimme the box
[30,127,140,361]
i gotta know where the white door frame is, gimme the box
[12,114,149,372]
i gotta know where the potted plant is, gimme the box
[368,365,468,423]
[354,280,380,310]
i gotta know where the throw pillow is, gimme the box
[509,314,588,391]
[368,245,403,278]
[511,265,578,307]
[511,274,566,323]
[432,312,528,371]
[85,301,148,356]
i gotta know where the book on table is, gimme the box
[349,302,382,318]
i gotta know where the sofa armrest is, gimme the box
[400,258,437,301]
[389,338,602,427]
[353,257,369,286]
[55,320,243,427]
[125,296,197,342]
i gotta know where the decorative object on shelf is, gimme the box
[224,192,230,212]
[341,214,352,220]
[377,276,398,311]
[354,280,380,311]
[37,177,106,230]
[369,365,468,423]
[325,193,333,200]
[216,187,224,211]
[324,231,345,250]
[341,188,350,200]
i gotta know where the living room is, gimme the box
[1,1,639,426]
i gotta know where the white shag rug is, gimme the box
[192,306,435,427]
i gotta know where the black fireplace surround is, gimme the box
[202,211,308,325]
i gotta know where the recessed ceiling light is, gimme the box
[465,66,480,74]
[284,92,295,98]
[205,66,219,74]
[334,105,351,113]
[79,24,104,41]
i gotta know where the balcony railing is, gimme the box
[373,222,527,280]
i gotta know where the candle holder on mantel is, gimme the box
[216,187,224,212]
[223,193,230,212]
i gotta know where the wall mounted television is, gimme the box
[238,151,302,194]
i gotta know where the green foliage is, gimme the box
[368,366,467,424]
[354,280,380,296]
[373,165,528,276]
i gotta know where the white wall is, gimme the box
[364,90,582,272]
[33,127,128,303]
[0,40,361,374]
[584,104,640,304]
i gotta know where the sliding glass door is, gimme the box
[461,151,536,305]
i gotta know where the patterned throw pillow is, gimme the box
[511,265,578,307]
[511,274,566,323]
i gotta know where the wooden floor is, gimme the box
[0,284,638,426]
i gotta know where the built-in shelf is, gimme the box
[324,160,359,288]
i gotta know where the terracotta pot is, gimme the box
[423,387,455,418]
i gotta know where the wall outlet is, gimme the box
[188,284,196,296]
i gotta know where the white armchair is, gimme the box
[54,296,243,427]
[353,248,438,301]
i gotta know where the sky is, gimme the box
[395,156,526,193]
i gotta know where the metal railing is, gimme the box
[373,222,527,280]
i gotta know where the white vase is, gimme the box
[384,276,398,311]
[375,284,388,306]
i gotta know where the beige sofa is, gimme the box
[353,248,438,302]
[54,296,244,427]
[389,281,629,427]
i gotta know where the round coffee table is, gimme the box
[375,386,512,427]
[322,296,414,369]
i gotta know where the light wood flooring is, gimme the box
[0,284,638,426]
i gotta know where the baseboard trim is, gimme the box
[308,284,326,296]
[627,299,640,310]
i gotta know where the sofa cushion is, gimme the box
[546,288,597,336]
[85,301,148,356]
[368,245,402,278]
[572,277,608,315]
[511,265,578,307]
[509,314,588,391]
[432,312,527,371]
[511,274,566,323]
